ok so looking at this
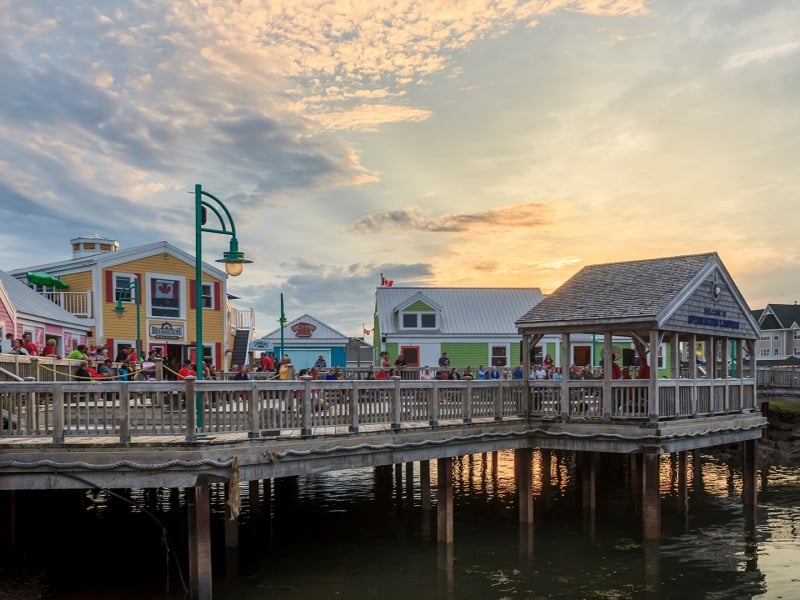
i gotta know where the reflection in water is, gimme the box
[6,452,800,599]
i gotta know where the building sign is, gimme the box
[687,307,740,330]
[250,339,273,352]
[291,322,317,338]
[149,322,185,339]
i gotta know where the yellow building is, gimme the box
[9,235,253,372]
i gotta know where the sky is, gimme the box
[0,0,798,339]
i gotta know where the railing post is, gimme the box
[248,382,260,439]
[119,382,131,443]
[185,377,198,442]
[463,376,473,424]
[391,376,402,431]
[349,381,359,433]
[52,382,64,443]
[494,381,503,421]
[429,380,439,427]
[301,375,312,437]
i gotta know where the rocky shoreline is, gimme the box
[713,406,800,466]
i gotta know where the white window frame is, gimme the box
[146,273,186,320]
[490,345,508,367]
[114,272,138,303]
[400,311,437,330]
[201,282,216,310]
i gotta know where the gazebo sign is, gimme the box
[149,322,184,339]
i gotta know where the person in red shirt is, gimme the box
[41,339,60,358]
[259,352,274,372]
[177,360,197,380]
[22,333,38,356]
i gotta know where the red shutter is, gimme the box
[105,338,114,357]
[189,279,196,309]
[105,270,114,303]
[214,281,221,311]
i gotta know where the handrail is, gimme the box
[0,375,759,444]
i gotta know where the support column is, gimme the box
[629,453,642,520]
[421,460,432,541]
[677,451,688,531]
[515,447,533,524]
[437,457,453,544]
[224,482,239,549]
[742,439,758,508]
[188,476,213,600]
[249,480,260,516]
[642,452,661,541]
[581,452,596,537]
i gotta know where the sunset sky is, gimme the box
[1,1,797,338]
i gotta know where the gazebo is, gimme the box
[515,252,766,539]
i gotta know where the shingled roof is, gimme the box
[516,252,759,338]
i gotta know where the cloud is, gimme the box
[349,202,552,233]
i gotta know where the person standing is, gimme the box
[438,352,450,368]
[235,364,252,380]
[1,333,14,353]
[177,360,196,380]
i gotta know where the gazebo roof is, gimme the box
[516,252,759,339]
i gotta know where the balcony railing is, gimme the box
[39,290,93,318]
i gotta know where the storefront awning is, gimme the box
[26,271,68,289]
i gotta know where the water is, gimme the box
[8,452,800,599]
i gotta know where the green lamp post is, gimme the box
[194,184,252,429]
[114,279,142,362]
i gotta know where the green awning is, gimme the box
[26,271,68,289]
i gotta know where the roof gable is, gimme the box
[516,253,759,339]
[259,313,350,342]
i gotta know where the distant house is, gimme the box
[752,303,800,367]
[373,287,553,369]
[254,314,355,371]
[0,270,89,355]
[8,234,252,370]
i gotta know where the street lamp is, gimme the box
[194,184,252,428]
[114,279,141,363]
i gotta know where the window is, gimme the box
[491,346,508,367]
[760,348,770,357]
[401,312,436,329]
[794,331,800,340]
[149,275,183,319]
[773,333,780,341]
[114,273,138,302]
[794,348,800,356]
[774,348,779,356]
[400,346,419,366]
[760,333,770,341]
[201,283,214,309]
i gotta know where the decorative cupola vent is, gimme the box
[70,234,120,259]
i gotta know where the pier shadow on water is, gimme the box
[3,451,799,599]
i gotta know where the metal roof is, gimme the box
[0,270,88,329]
[376,287,544,335]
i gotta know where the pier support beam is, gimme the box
[677,451,688,530]
[581,452,596,510]
[188,476,213,600]
[515,448,533,524]
[437,457,453,544]
[421,460,432,541]
[540,449,552,510]
[224,482,239,549]
[742,439,757,507]
[642,452,661,541]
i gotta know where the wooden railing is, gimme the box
[0,373,759,443]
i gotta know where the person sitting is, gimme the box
[118,361,131,381]
[11,339,29,355]
[610,354,622,380]
[67,345,89,360]
[394,353,407,368]
[74,360,93,381]
[235,364,252,380]
[449,368,460,380]
[419,366,434,380]
[22,333,38,356]
[96,359,113,380]
[512,364,524,379]
[41,339,61,359]
[462,366,474,379]
[177,360,196,380]
[375,368,390,380]
[314,355,327,369]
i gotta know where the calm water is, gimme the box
[11,452,800,599]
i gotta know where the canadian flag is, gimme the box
[155,280,175,299]
[363,327,371,336]
[380,273,393,287]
